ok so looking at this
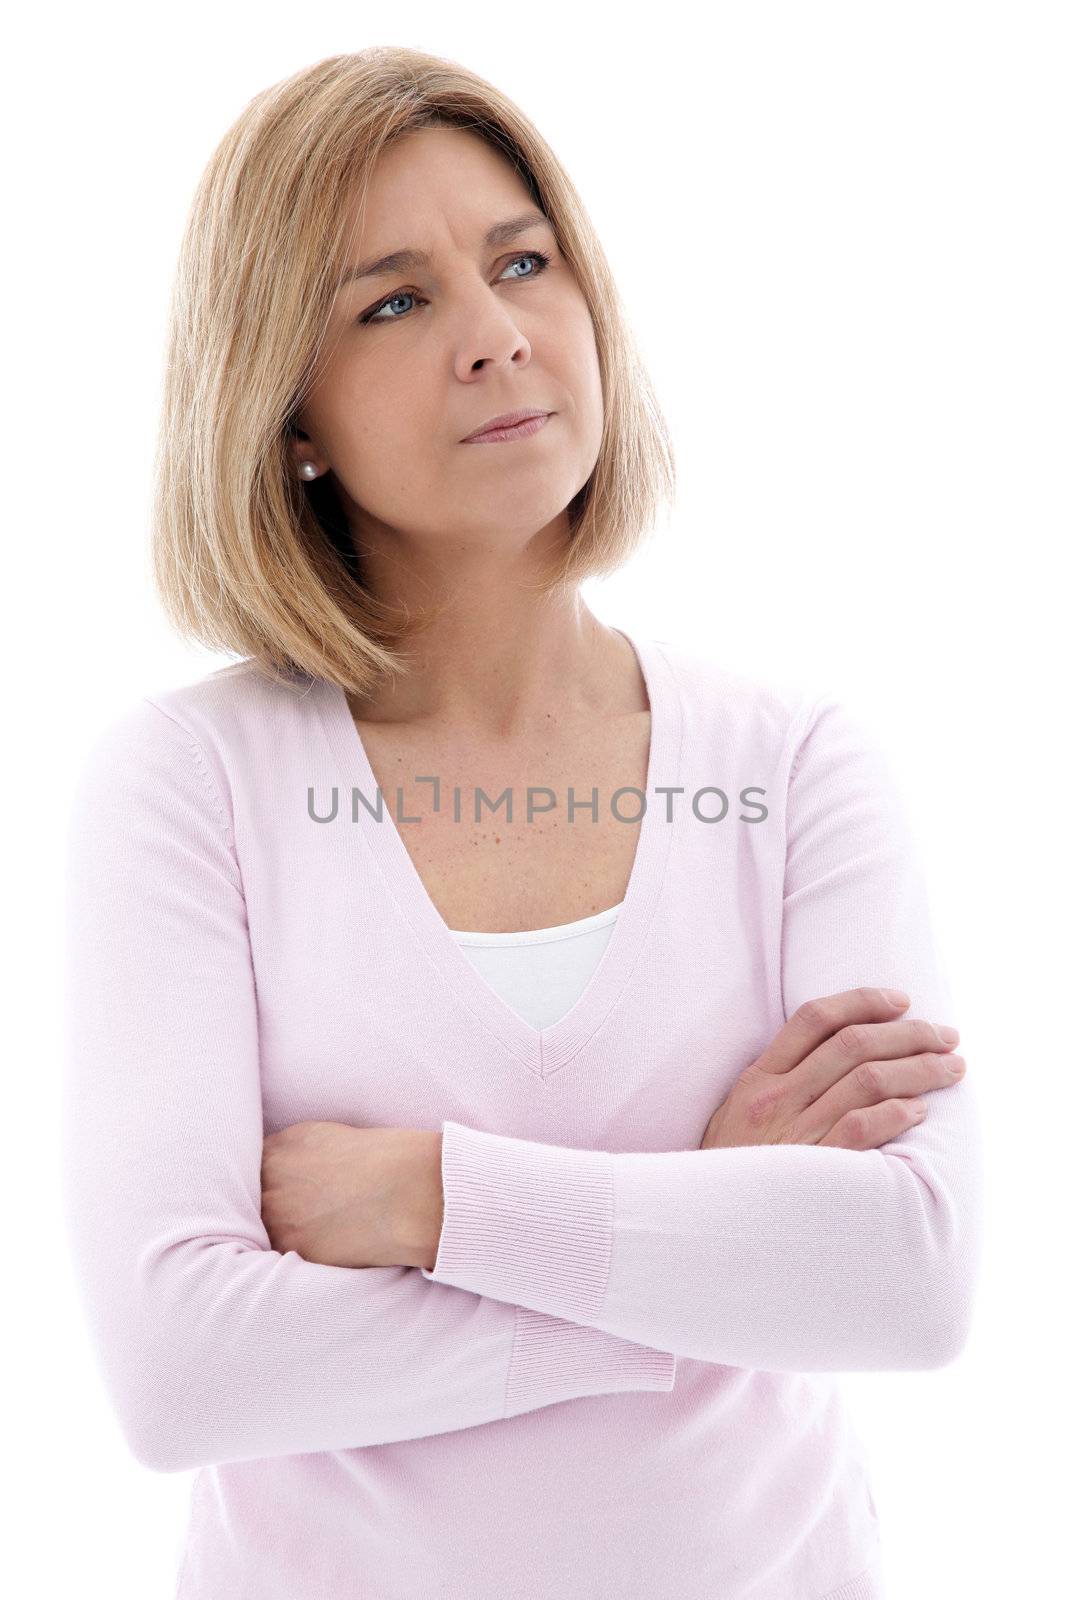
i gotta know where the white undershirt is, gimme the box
[449,901,624,1029]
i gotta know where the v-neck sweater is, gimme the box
[61,626,983,1600]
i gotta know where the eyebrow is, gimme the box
[335,211,553,292]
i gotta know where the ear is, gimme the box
[285,421,325,482]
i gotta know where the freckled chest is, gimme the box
[353,711,652,933]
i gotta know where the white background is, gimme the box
[6,2,1063,1594]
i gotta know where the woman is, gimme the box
[62,47,982,1600]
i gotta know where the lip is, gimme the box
[461,408,551,443]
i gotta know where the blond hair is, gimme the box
[152,46,676,698]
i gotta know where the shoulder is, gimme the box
[71,659,321,820]
[80,658,311,741]
[142,659,318,748]
[647,634,833,754]
[645,635,898,799]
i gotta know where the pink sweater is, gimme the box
[61,627,983,1600]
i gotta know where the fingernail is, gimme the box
[946,1056,966,1075]
[881,989,910,1006]
[936,1025,960,1045]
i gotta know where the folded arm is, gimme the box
[61,701,674,1476]
[421,695,985,1373]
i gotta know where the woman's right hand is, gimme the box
[700,987,966,1151]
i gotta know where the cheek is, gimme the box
[574,352,605,431]
[331,370,439,469]
[330,379,453,518]
[557,339,605,460]
[551,304,603,414]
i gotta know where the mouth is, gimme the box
[461,409,552,444]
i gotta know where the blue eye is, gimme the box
[358,250,553,326]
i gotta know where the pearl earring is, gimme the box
[299,462,319,480]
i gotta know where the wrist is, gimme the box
[398,1129,444,1270]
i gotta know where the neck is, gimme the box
[345,595,634,740]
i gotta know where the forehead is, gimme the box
[347,125,540,246]
[363,124,523,200]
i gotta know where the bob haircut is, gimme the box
[152,45,676,699]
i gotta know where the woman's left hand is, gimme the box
[260,1121,438,1269]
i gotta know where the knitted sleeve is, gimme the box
[421,694,984,1373]
[61,700,674,1475]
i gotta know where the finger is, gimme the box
[794,1050,964,1141]
[793,1015,959,1106]
[754,987,911,1076]
[819,1096,928,1151]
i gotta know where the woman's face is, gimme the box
[291,127,604,565]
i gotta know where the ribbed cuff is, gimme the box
[504,1306,675,1412]
[419,1122,675,1406]
[420,1121,619,1322]
[820,1565,884,1600]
